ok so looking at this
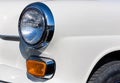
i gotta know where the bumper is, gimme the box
[0,64,32,83]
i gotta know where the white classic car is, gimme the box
[0,0,120,83]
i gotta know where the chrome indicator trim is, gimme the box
[27,56,56,82]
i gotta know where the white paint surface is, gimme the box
[0,0,120,83]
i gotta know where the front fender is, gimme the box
[1,1,120,83]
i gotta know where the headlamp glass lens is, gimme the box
[20,9,45,45]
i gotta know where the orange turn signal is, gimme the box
[26,60,46,77]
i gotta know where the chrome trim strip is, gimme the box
[0,80,11,83]
[0,35,19,41]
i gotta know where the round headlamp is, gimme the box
[19,8,45,45]
[19,2,54,48]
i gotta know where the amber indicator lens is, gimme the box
[26,60,46,77]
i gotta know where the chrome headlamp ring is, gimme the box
[18,2,56,81]
[19,2,55,49]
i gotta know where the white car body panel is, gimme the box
[0,0,120,83]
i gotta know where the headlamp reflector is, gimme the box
[20,8,45,45]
